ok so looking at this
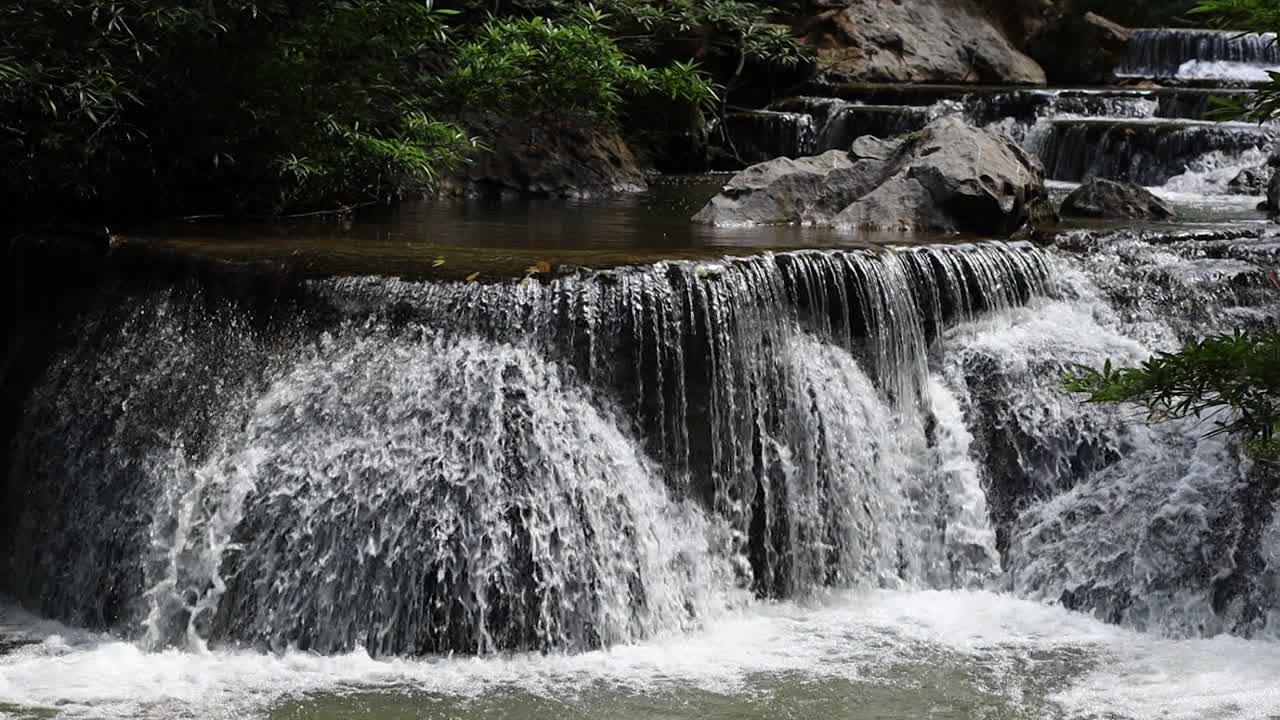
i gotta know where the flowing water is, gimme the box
[4,27,1280,720]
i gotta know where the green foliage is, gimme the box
[589,0,808,68]
[453,0,809,70]
[0,0,476,215]
[0,0,804,217]
[1063,330,1280,457]
[440,16,715,124]
[1189,0,1280,30]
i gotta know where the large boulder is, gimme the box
[795,0,1046,86]
[1027,12,1131,85]
[1263,172,1280,214]
[1060,179,1174,220]
[988,0,1132,85]
[694,116,1055,235]
[448,115,647,197]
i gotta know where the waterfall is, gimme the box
[1026,119,1277,185]
[721,110,816,163]
[940,231,1280,637]
[1,242,1049,655]
[1120,29,1280,81]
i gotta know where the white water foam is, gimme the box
[1163,147,1271,196]
[4,590,1280,719]
[1175,59,1280,83]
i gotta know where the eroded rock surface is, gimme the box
[796,0,1046,85]
[1060,178,1175,220]
[694,117,1055,235]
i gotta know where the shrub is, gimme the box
[440,15,717,125]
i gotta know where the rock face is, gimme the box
[1060,179,1175,220]
[1263,172,1280,214]
[1228,166,1274,196]
[990,1,1132,84]
[694,116,1055,235]
[451,115,647,197]
[795,0,1046,85]
[1027,12,1131,85]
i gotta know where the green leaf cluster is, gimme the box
[440,15,715,125]
[1063,330,1280,457]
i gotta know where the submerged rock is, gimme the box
[795,0,1046,86]
[1060,178,1175,220]
[694,116,1055,235]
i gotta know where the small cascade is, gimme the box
[1120,28,1280,81]
[771,97,933,153]
[1027,118,1277,185]
[718,78,1273,193]
[1,242,1050,655]
[942,231,1280,638]
[721,110,815,163]
[724,99,932,161]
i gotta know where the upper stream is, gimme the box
[2,24,1280,720]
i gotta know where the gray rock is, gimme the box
[796,0,1047,86]
[692,150,885,226]
[1060,179,1175,220]
[1263,171,1280,214]
[850,135,903,161]
[694,116,1055,235]
[1228,166,1273,196]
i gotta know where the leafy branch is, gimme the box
[1062,329,1280,457]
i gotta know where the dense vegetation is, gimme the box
[0,0,805,220]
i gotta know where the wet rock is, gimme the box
[448,115,647,197]
[1060,178,1175,220]
[795,0,1046,86]
[1262,171,1280,214]
[691,149,889,226]
[694,116,1055,235]
[1228,166,1273,196]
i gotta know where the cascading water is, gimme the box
[1,242,1048,658]
[2,227,1279,718]
[1119,29,1280,82]
[720,109,816,163]
[941,231,1280,638]
[1026,119,1277,185]
[8,18,1280,719]
[721,85,1276,195]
